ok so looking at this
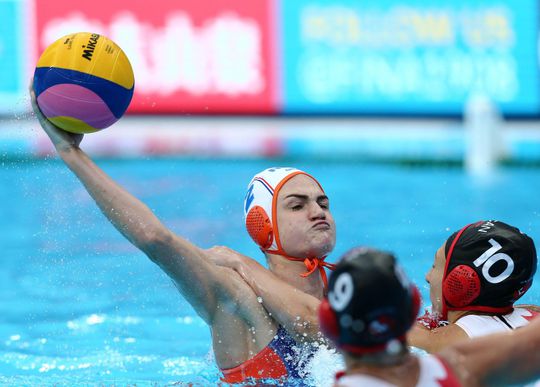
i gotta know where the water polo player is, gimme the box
[30,86,337,384]
[409,220,539,352]
[320,247,540,386]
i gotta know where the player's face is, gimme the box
[426,244,446,316]
[276,174,336,259]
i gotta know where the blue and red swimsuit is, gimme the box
[220,326,316,384]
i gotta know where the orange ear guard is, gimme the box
[245,205,273,250]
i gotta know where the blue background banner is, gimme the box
[1,0,539,116]
[281,0,540,115]
[0,0,29,114]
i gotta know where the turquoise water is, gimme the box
[1,158,540,385]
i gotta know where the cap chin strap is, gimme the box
[266,248,336,289]
[442,223,474,320]
[296,256,336,289]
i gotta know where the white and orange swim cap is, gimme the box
[244,167,321,254]
[244,167,335,286]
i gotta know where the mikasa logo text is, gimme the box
[82,34,100,61]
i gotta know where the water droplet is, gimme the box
[257,297,263,303]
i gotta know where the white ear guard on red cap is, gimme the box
[244,167,308,253]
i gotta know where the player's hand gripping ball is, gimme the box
[33,32,134,134]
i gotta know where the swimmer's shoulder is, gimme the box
[515,304,540,313]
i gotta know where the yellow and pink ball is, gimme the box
[33,32,134,134]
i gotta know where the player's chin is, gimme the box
[310,234,336,256]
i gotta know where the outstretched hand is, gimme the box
[29,80,84,152]
[206,246,252,271]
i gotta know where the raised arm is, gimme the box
[30,85,229,324]
[441,317,540,386]
[208,246,323,342]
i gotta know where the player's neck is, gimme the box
[266,254,324,299]
[447,310,470,323]
[344,352,417,385]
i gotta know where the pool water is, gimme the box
[1,158,539,385]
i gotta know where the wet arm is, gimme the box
[30,87,229,324]
[407,323,468,353]
[441,317,540,386]
[60,147,227,321]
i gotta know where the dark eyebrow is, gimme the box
[284,194,329,201]
[284,194,309,200]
